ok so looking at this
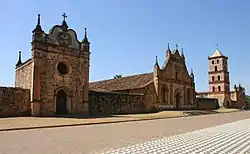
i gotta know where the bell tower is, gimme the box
[208,44,231,107]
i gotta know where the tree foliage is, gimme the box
[114,74,122,79]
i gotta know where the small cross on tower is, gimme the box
[62,13,67,21]
[176,43,179,49]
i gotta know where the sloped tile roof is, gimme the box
[210,49,225,58]
[89,72,154,92]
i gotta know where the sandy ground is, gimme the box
[0,108,240,131]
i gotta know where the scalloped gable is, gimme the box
[46,25,81,49]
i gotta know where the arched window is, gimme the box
[217,59,219,64]
[212,60,214,64]
[218,86,221,91]
[212,76,215,81]
[218,76,220,81]
[215,66,218,71]
[212,86,215,92]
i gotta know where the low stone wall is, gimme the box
[230,101,246,109]
[0,87,30,117]
[88,91,147,115]
[197,97,219,110]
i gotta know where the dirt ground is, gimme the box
[0,108,240,131]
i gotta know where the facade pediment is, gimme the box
[47,26,81,49]
[160,55,192,83]
[32,14,89,51]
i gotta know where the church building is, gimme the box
[12,14,197,116]
[89,44,197,111]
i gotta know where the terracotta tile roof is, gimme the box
[89,72,154,92]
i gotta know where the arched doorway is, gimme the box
[175,92,181,109]
[56,90,68,115]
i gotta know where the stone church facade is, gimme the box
[197,47,246,108]
[15,14,90,116]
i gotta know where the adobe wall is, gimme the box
[197,97,219,110]
[88,91,149,115]
[0,87,30,117]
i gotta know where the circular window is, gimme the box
[57,62,69,75]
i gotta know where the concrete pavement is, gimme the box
[0,111,249,154]
[103,118,250,154]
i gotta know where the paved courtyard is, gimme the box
[103,118,250,154]
[0,111,249,154]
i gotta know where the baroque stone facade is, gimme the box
[0,87,30,117]
[15,14,90,116]
[197,47,246,108]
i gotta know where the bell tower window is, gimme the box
[215,66,218,71]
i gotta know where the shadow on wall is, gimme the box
[0,87,30,117]
[196,97,220,110]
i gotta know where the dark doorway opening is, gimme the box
[56,90,68,115]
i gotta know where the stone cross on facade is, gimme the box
[62,13,67,21]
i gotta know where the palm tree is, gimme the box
[114,74,122,79]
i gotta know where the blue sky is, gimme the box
[0,0,249,94]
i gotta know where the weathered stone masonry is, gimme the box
[89,91,146,115]
[0,87,30,117]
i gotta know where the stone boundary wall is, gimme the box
[0,87,30,117]
[230,101,246,109]
[88,91,146,115]
[197,97,220,110]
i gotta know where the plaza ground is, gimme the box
[0,110,249,153]
[0,108,240,131]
